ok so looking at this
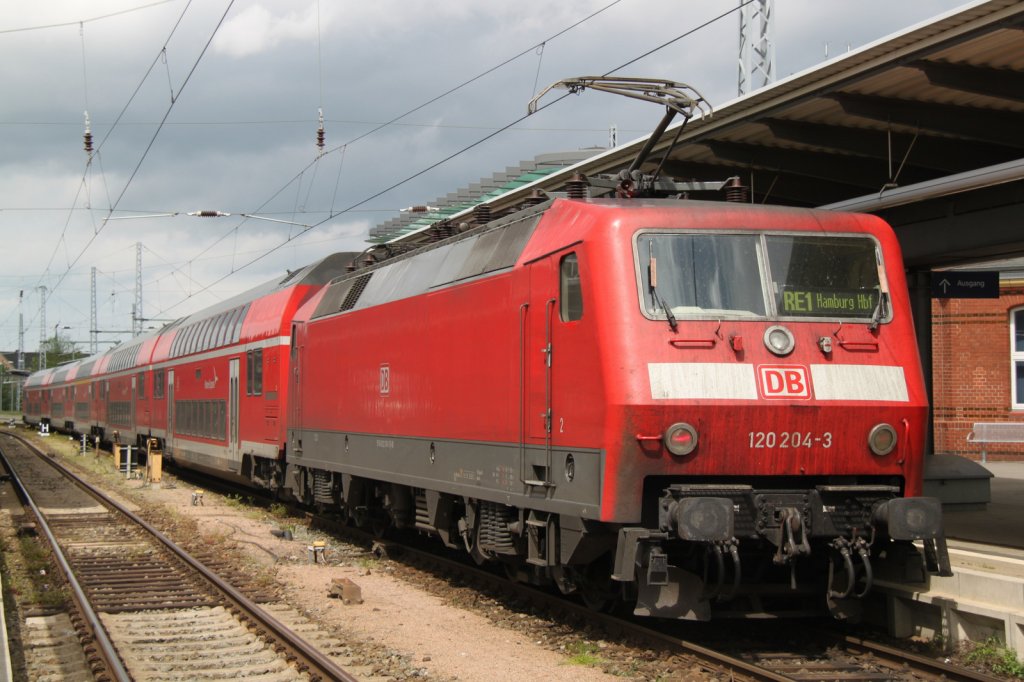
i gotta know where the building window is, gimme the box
[1013,308,1024,409]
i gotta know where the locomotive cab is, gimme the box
[281,196,948,622]
[600,206,951,619]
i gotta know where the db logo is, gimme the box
[379,364,391,395]
[757,365,811,400]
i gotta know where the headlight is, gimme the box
[868,423,897,456]
[763,325,795,356]
[664,422,698,456]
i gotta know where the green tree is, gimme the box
[38,333,80,370]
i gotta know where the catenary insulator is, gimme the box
[83,111,93,154]
[316,108,325,151]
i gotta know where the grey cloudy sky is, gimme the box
[0,0,969,354]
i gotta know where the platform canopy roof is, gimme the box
[381,0,1024,265]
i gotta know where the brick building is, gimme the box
[932,268,1024,461]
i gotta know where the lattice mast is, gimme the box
[38,286,47,370]
[17,290,24,371]
[738,0,775,96]
[132,242,143,337]
[91,267,98,354]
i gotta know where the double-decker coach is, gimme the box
[24,252,354,488]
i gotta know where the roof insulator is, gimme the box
[523,189,547,207]
[723,176,750,203]
[566,173,589,200]
[472,204,492,225]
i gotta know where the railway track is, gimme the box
[0,431,358,682]
[308,517,1006,682]
[25,433,1005,682]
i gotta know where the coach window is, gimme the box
[254,348,263,395]
[231,306,247,343]
[1012,308,1024,409]
[217,311,231,346]
[137,372,146,399]
[246,351,253,395]
[559,253,583,322]
[154,369,165,399]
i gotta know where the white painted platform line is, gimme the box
[0,567,12,681]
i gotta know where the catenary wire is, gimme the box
[150,1,751,318]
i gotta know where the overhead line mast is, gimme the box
[738,0,774,96]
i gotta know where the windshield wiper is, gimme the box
[648,248,678,332]
[869,289,889,331]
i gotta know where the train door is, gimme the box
[166,370,175,455]
[289,324,303,449]
[130,375,137,441]
[525,254,561,487]
[228,358,240,466]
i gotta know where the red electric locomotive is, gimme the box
[286,197,950,619]
[23,194,950,620]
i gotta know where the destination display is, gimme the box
[779,287,878,317]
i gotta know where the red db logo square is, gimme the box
[758,365,811,400]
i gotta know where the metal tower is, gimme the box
[91,267,98,353]
[132,242,143,337]
[738,0,775,96]
[17,290,24,370]
[38,286,47,370]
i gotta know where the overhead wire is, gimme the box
[0,0,177,35]
[159,0,630,301]
[151,1,750,318]
[38,0,236,317]
[15,0,199,344]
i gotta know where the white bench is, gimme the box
[966,422,1024,463]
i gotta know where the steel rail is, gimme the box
[311,517,788,682]
[316,516,1004,682]
[0,444,130,682]
[2,431,358,682]
[832,633,1006,682]
[149,439,1003,682]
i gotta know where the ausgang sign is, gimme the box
[929,270,999,299]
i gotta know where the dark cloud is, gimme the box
[0,0,967,349]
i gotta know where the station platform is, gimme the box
[875,460,1024,658]
[944,461,1024,550]
[0,566,12,681]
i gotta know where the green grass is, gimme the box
[223,493,256,510]
[9,536,68,609]
[563,640,606,667]
[963,638,1024,678]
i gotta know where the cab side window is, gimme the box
[559,252,583,322]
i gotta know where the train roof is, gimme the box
[300,198,894,324]
[24,251,358,387]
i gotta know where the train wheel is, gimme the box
[370,512,391,538]
[576,556,621,613]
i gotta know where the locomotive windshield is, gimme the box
[637,232,886,322]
